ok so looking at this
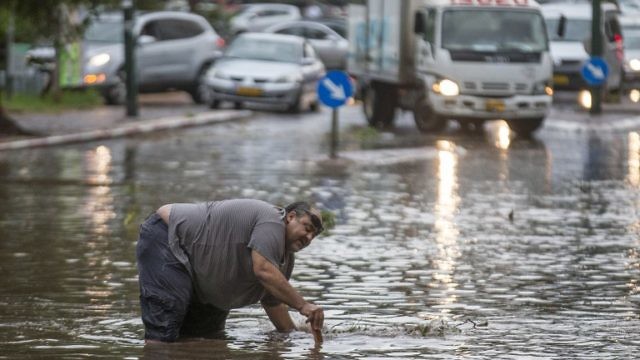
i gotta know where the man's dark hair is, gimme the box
[285,201,324,235]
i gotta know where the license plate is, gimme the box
[553,74,569,86]
[485,99,505,112]
[236,87,263,97]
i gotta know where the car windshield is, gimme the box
[84,18,123,43]
[225,37,302,63]
[442,9,548,52]
[545,18,590,42]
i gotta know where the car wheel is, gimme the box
[309,100,319,112]
[234,102,243,110]
[287,92,303,113]
[209,98,220,109]
[189,66,212,104]
[413,97,447,133]
[507,118,544,137]
[104,70,126,105]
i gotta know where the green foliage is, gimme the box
[4,89,103,112]
[320,210,336,234]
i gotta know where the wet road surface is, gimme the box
[1,103,640,358]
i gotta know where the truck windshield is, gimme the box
[544,18,591,42]
[442,9,547,52]
[84,18,124,43]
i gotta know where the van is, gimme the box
[541,1,624,93]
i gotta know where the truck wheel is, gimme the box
[413,97,446,133]
[363,82,396,127]
[507,118,544,137]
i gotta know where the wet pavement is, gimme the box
[1,98,640,358]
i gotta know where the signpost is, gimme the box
[123,0,138,117]
[581,57,609,87]
[317,71,353,159]
[589,0,603,114]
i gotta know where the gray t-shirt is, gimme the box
[167,199,294,310]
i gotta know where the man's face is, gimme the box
[284,209,321,253]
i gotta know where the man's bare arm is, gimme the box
[262,303,296,332]
[251,250,324,335]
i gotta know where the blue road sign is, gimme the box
[581,57,609,86]
[317,70,353,108]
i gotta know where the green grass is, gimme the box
[3,90,104,113]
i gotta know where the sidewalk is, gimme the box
[0,92,251,151]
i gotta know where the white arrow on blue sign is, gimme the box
[580,57,609,86]
[317,70,353,108]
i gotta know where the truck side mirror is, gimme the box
[557,15,566,38]
[414,12,425,35]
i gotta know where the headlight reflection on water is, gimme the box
[433,140,461,310]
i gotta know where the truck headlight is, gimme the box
[533,80,553,96]
[88,53,110,67]
[432,79,459,96]
[629,58,640,71]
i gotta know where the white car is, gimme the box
[264,20,349,69]
[205,33,325,112]
[229,3,301,35]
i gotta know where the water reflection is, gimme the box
[628,132,640,188]
[433,140,460,311]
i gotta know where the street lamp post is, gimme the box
[123,0,138,117]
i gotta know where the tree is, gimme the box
[0,0,121,135]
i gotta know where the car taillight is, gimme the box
[216,37,226,49]
[615,33,624,62]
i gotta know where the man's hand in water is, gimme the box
[300,303,324,344]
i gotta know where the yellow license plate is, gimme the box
[485,99,505,112]
[236,87,263,97]
[553,74,569,86]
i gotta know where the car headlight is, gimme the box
[533,80,553,96]
[207,68,230,80]
[629,58,640,72]
[432,78,459,96]
[88,53,110,67]
[275,73,302,83]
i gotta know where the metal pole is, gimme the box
[123,0,138,117]
[330,108,339,159]
[590,0,603,114]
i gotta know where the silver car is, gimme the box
[205,33,325,112]
[263,20,349,69]
[229,3,301,36]
[78,11,224,104]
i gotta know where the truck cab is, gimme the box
[348,0,553,136]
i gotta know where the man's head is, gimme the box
[283,201,323,253]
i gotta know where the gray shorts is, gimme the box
[136,213,229,341]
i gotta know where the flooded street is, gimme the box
[1,104,640,358]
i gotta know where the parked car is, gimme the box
[621,17,640,88]
[205,32,325,112]
[541,2,624,93]
[229,3,301,35]
[263,20,348,69]
[27,11,225,105]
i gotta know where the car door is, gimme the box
[137,17,204,86]
[303,24,346,69]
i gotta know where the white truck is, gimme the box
[348,0,553,135]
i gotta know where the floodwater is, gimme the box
[1,106,640,359]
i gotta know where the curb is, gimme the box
[0,110,252,151]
